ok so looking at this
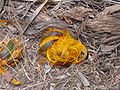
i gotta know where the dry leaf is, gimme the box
[97,4,120,16]
[11,79,21,85]
[115,74,120,84]
[0,0,5,12]
[78,72,90,86]
[0,66,5,75]
[87,4,120,34]
[4,71,13,83]
[58,6,93,21]
[0,20,11,26]
[21,0,48,35]
[20,0,62,2]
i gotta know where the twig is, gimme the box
[20,0,48,35]
[21,82,44,90]
[78,72,90,86]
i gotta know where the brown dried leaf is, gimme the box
[87,5,120,34]
[115,74,120,84]
[4,70,13,83]
[21,0,48,35]
[0,0,5,13]
[20,0,62,2]
[101,36,120,45]
[78,72,90,86]
[97,4,120,16]
[58,6,93,21]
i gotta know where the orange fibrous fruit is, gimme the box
[38,28,88,67]
[0,38,23,75]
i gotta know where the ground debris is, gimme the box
[87,4,120,34]
[0,0,120,90]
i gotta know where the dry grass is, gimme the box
[0,0,120,90]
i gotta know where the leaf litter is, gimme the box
[0,0,120,90]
